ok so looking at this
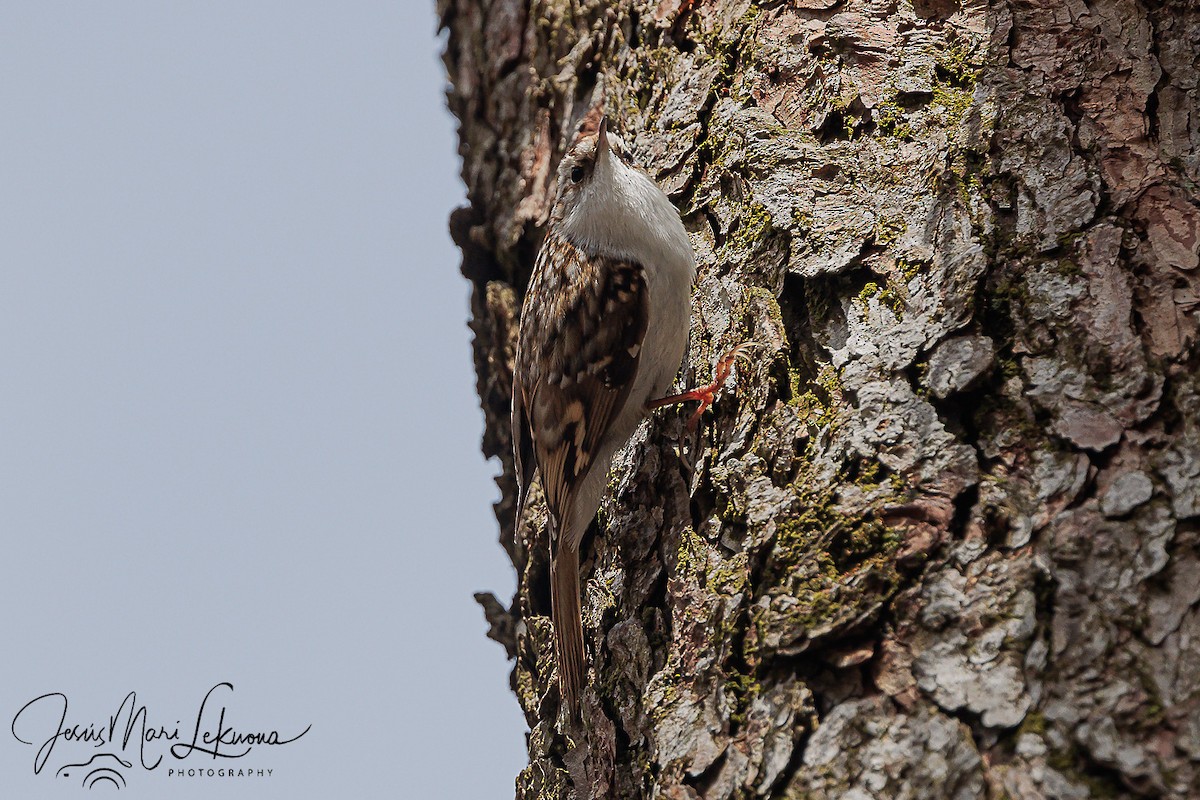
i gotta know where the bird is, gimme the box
[511,115,746,714]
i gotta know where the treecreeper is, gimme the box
[511,114,751,716]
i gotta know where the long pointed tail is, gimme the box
[551,544,585,713]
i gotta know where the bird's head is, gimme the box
[552,116,639,214]
[550,116,681,260]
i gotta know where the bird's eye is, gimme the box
[570,165,585,183]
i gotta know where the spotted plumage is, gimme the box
[515,236,646,522]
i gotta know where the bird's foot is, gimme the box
[647,341,758,431]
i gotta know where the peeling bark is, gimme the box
[440,0,1200,797]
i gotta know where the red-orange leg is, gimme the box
[647,342,757,431]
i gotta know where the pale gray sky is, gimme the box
[0,3,525,797]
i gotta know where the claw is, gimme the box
[647,340,759,431]
[731,340,761,364]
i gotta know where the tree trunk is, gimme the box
[439,0,1200,797]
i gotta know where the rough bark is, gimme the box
[439,1,1200,798]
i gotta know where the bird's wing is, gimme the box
[510,353,537,534]
[514,236,648,542]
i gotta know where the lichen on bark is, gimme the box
[441,0,1200,797]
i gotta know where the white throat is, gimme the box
[560,152,695,284]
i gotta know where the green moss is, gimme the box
[827,90,868,140]
[746,450,910,660]
[728,200,774,252]
[931,84,973,128]
[789,362,843,428]
[691,0,762,106]
[1056,258,1084,279]
[856,458,882,485]
[858,281,882,302]
[874,99,912,139]
[770,473,900,577]
[648,666,687,722]
[791,208,814,239]
[676,525,706,580]
[874,216,906,247]
[787,366,808,407]
[815,362,841,399]
[857,279,905,317]
[745,602,768,661]
[895,256,927,283]
[709,612,741,648]
[695,120,729,167]
[774,517,839,580]
[936,40,980,89]
[913,359,931,390]
[514,663,539,711]
[591,572,619,618]
[879,287,905,317]
[619,46,679,116]
[998,356,1022,381]
[958,168,985,206]
[1017,709,1047,737]
[767,549,901,637]
[707,552,750,595]
[724,670,760,727]
[746,285,785,331]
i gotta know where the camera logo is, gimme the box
[56,753,133,790]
